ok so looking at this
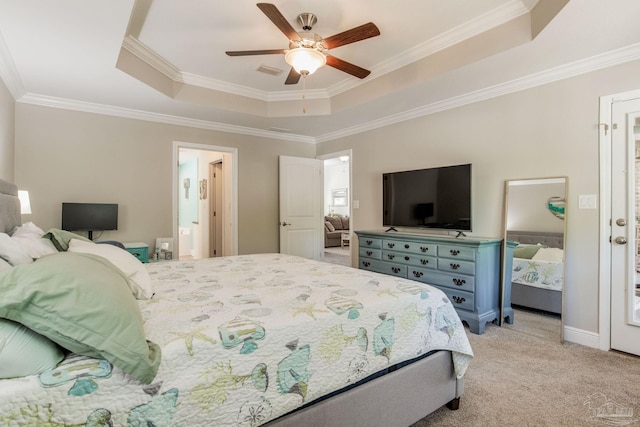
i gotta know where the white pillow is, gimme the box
[11,221,46,238]
[9,222,58,259]
[67,239,154,300]
[531,247,564,263]
[0,258,11,271]
[0,233,33,266]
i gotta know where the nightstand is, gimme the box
[123,242,149,263]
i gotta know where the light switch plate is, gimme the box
[578,194,597,209]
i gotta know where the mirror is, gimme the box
[501,177,567,342]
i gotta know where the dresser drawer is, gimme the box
[439,287,474,312]
[382,239,437,256]
[359,247,382,260]
[437,258,475,276]
[413,268,475,293]
[438,244,476,261]
[359,258,406,277]
[383,250,436,269]
[360,237,382,249]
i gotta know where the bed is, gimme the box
[0,178,472,427]
[506,230,564,315]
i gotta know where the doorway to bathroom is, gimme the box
[174,142,237,259]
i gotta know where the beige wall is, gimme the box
[0,77,14,182]
[14,104,315,254]
[9,58,640,337]
[317,59,640,336]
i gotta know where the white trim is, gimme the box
[0,29,25,100]
[317,43,640,143]
[563,325,600,349]
[173,141,238,256]
[18,93,315,144]
[598,88,640,351]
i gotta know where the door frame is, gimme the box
[173,141,238,257]
[598,89,640,351]
[317,149,353,260]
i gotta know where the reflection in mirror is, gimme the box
[503,177,567,342]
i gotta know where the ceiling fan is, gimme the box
[225,3,380,85]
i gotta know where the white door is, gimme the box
[610,97,640,356]
[279,155,323,259]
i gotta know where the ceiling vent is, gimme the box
[257,65,283,76]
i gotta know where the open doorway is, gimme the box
[319,150,352,267]
[174,142,238,260]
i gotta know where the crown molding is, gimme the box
[316,43,640,143]
[12,42,640,146]
[122,1,529,103]
[17,93,316,144]
[0,29,25,100]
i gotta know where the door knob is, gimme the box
[280,221,290,226]
[615,236,627,244]
[616,218,627,226]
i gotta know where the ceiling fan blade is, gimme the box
[257,3,301,41]
[226,49,286,56]
[323,22,380,50]
[284,67,301,85]
[326,56,371,79]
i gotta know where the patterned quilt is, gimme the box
[512,257,564,291]
[0,253,473,426]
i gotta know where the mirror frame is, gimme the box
[500,176,568,343]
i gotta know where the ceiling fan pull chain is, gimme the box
[302,74,307,114]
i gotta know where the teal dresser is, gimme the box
[123,242,150,263]
[356,230,510,334]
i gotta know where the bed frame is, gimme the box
[0,178,463,426]
[506,230,564,315]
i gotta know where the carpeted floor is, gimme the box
[411,309,640,426]
[322,247,352,267]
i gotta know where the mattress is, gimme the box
[0,253,473,426]
[512,257,564,291]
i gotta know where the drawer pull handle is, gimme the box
[452,278,466,286]
[362,261,371,267]
[391,267,401,273]
[366,240,373,245]
[404,244,410,249]
[412,271,423,278]
[366,250,373,256]
[450,249,460,256]
[420,259,429,265]
[132,253,140,257]
[450,263,460,270]
[451,296,466,304]
[387,254,395,260]
[420,246,429,252]
[404,256,410,261]
[387,243,395,248]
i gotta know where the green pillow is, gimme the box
[513,244,547,259]
[0,318,65,379]
[42,228,91,251]
[0,252,160,383]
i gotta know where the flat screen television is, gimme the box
[62,202,118,240]
[383,163,472,232]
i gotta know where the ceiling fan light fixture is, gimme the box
[285,47,326,75]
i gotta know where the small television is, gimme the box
[62,202,118,240]
[383,164,472,232]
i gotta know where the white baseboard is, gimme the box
[563,325,600,349]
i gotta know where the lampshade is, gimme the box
[285,47,326,75]
[18,190,32,214]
